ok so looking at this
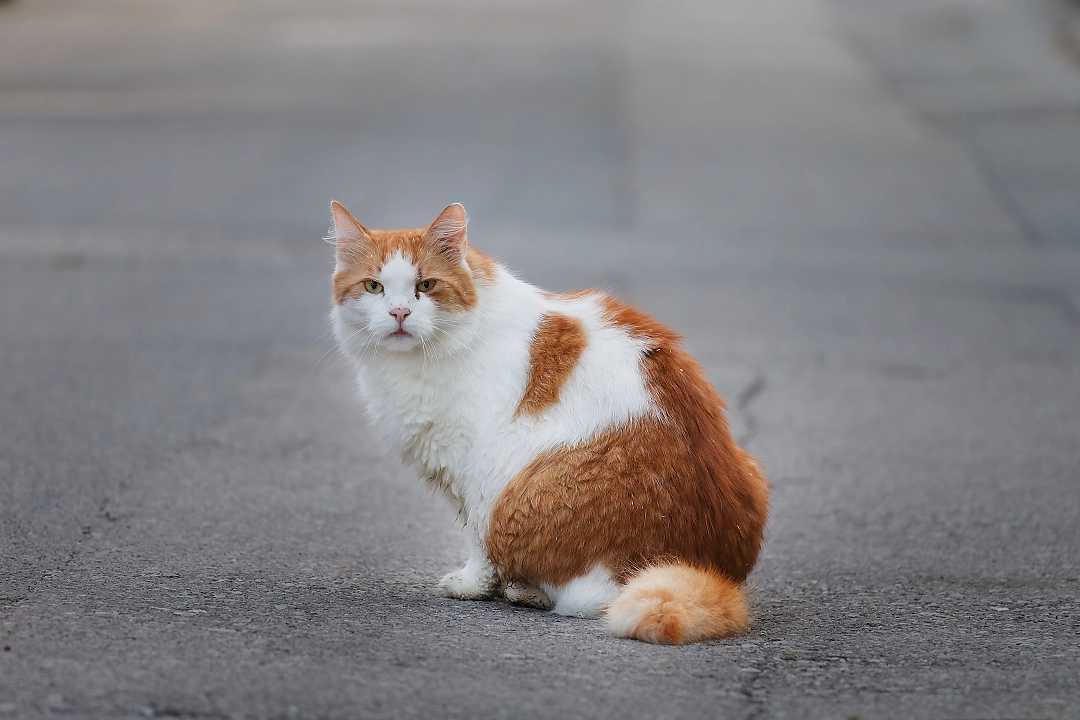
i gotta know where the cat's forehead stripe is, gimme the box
[379,253,419,283]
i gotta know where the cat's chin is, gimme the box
[379,332,422,352]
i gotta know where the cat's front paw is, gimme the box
[438,567,499,600]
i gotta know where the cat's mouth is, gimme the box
[391,328,412,338]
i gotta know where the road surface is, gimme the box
[2,0,1079,717]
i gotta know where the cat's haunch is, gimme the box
[329,201,769,644]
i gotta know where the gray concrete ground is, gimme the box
[2,0,1079,717]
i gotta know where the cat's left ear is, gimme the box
[424,203,468,264]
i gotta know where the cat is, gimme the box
[329,201,769,644]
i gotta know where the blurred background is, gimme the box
[1,0,1079,718]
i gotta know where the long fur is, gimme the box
[329,202,769,644]
[604,564,749,644]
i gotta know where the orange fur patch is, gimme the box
[604,564,749,644]
[465,246,496,283]
[487,294,769,588]
[514,313,588,419]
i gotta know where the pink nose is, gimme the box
[389,307,411,325]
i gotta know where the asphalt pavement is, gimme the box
[2,0,1079,718]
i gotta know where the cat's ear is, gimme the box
[424,203,468,263]
[330,201,373,267]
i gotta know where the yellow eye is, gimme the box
[417,279,436,292]
[365,280,383,293]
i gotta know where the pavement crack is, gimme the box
[735,373,767,448]
[98,496,125,523]
[958,139,1047,248]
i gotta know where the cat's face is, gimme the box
[330,203,488,360]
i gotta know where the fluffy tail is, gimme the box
[604,564,749,644]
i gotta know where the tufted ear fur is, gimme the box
[424,203,468,264]
[330,201,373,268]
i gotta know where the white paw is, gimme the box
[438,567,498,600]
[505,584,554,610]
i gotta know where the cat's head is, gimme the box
[329,202,493,360]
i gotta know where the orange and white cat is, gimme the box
[330,202,769,644]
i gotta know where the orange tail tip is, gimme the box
[604,564,750,645]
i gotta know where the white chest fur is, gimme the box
[341,269,656,536]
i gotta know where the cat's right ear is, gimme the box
[424,203,469,264]
[330,201,373,268]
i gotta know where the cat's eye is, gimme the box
[364,280,383,293]
[417,279,437,292]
